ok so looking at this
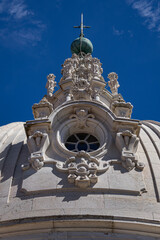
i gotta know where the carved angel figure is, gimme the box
[107,72,120,95]
[46,74,56,97]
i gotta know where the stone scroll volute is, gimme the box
[116,130,145,171]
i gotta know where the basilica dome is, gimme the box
[0,17,160,240]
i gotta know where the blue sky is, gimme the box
[0,0,160,126]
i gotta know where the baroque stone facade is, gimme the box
[22,53,144,189]
[0,40,160,239]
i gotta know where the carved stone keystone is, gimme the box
[70,108,95,129]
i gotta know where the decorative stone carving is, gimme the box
[71,76,92,100]
[61,57,76,80]
[70,108,95,128]
[45,74,56,97]
[108,72,120,95]
[65,90,73,102]
[61,53,104,82]
[92,88,101,101]
[60,53,106,100]
[22,130,50,171]
[116,130,145,171]
[56,151,109,188]
[32,97,53,119]
[112,97,133,118]
[92,58,103,79]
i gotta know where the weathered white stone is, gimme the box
[0,48,160,239]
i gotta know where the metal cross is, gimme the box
[74,13,90,37]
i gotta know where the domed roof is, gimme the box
[0,30,160,237]
[0,114,160,238]
[71,37,93,54]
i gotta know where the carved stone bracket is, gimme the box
[26,131,49,170]
[23,121,51,171]
[32,97,53,119]
[108,72,120,95]
[116,130,145,171]
[70,108,95,129]
[23,130,49,171]
[56,151,109,188]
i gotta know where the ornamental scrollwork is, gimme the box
[56,151,109,188]
[116,130,145,171]
[70,108,95,129]
[22,130,50,171]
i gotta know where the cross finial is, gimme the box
[74,13,90,37]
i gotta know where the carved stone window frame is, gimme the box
[52,117,109,158]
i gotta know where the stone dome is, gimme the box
[0,119,160,239]
[0,54,160,239]
[71,37,93,54]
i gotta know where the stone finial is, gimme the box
[45,74,56,97]
[107,72,120,95]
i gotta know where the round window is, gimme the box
[65,133,100,152]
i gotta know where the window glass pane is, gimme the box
[77,141,88,151]
[65,143,75,150]
[76,133,88,140]
[89,143,100,150]
[87,135,97,143]
[67,135,77,142]
[65,133,99,152]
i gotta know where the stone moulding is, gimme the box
[1,217,160,238]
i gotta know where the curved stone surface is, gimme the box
[0,120,159,238]
[0,52,159,239]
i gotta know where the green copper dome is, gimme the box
[71,37,93,55]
